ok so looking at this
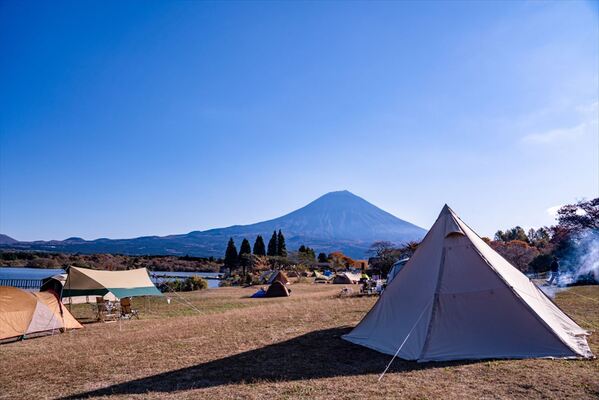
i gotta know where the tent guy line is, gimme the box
[378,297,433,382]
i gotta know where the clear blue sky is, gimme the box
[1,0,597,241]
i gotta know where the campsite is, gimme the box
[0,282,597,399]
[1,1,598,399]
[1,205,598,399]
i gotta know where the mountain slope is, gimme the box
[0,234,18,245]
[0,191,426,258]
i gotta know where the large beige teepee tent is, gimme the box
[343,205,593,361]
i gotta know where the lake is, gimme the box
[149,271,222,289]
[0,267,222,290]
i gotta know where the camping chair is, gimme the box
[96,297,117,322]
[119,297,139,320]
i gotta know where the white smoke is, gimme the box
[558,229,599,286]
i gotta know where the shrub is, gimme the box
[185,275,208,290]
[161,275,208,292]
[528,253,553,274]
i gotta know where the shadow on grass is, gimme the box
[61,327,475,398]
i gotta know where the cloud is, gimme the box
[520,101,598,145]
[546,204,562,218]
[522,122,589,144]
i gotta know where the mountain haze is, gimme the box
[0,191,426,258]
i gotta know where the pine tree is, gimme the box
[277,229,287,257]
[298,245,306,253]
[253,235,266,256]
[318,252,328,263]
[224,237,238,274]
[306,247,316,261]
[267,230,278,256]
[239,238,252,277]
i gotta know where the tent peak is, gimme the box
[441,204,454,214]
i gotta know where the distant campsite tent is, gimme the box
[387,257,409,285]
[259,270,275,284]
[265,281,290,297]
[268,271,290,285]
[313,271,332,282]
[343,205,593,361]
[0,286,82,341]
[333,272,361,284]
[63,267,162,299]
[251,288,267,298]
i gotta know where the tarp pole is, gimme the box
[67,266,72,311]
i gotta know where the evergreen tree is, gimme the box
[318,252,328,263]
[253,235,266,256]
[224,238,238,274]
[239,238,252,277]
[267,230,278,256]
[298,245,306,253]
[277,229,287,257]
[305,246,316,261]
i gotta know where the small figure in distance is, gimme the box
[547,256,560,286]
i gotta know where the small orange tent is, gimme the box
[0,286,82,342]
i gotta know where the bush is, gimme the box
[161,275,208,292]
[528,253,553,274]
[185,275,208,290]
[219,279,233,287]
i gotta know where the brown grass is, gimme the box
[0,284,597,400]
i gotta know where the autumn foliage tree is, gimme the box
[490,240,539,272]
[328,251,354,271]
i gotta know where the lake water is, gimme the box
[0,267,222,290]
[149,271,222,289]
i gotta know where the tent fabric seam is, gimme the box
[419,246,447,359]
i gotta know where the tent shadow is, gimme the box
[61,327,477,398]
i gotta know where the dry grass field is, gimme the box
[1,283,598,400]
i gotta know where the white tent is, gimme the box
[343,205,593,361]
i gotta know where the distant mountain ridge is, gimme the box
[0,191,426,258]
[0,234,18,245]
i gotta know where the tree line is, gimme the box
[0,251,222,272]
[367,198,598,278]
[223,230,289,274]
[488,198,598,275]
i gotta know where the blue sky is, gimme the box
[1,0,597,241]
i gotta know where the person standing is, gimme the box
[547,256,560,286]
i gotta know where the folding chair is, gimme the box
[119,297,139,319]
[96,297,117,322]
